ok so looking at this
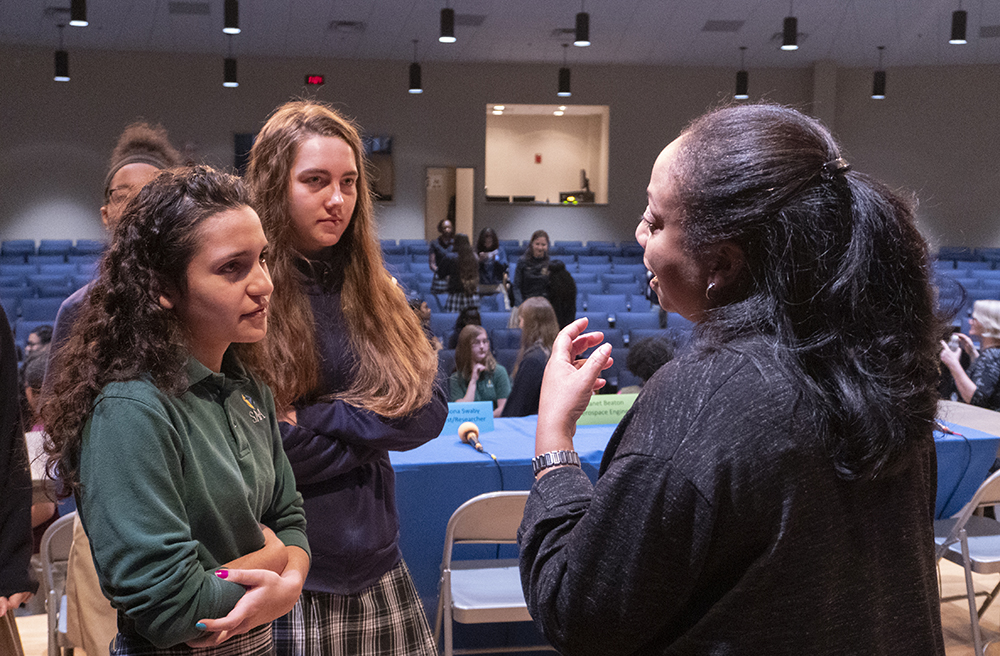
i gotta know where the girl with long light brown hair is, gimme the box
[246,99,446,656]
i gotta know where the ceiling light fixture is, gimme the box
[871,46,886,100]
[951,4,968,44]
[575,2,590,47]
[782,1,798,50]
[734,46,748,99]
[440,5,456,43]
[223,35,238,87]
[54,25,70,81]
[224,0,240,35]
[409,40,423,94]
[69,0,88,27]
[558,43,572,97]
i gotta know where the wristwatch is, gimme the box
[531,450,581,476]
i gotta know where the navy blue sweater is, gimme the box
[282,252,448,595]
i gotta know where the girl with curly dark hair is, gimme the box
[246,100,445,656]
[41,166,310,655]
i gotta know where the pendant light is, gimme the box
[223,35,238,87]
[575,2,590,47]
[224,0,240,34]
[871,46,886,100]
[558,44,572,97]
[54,25,70,82]
[734,47,749,100]
[782,2,798,51]
[409,40,423,94]
[440,4,456,43]
[69,0,88,27]
[950,4,967,44]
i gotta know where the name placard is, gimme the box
[577,393,637,426]
[440,401,495,437]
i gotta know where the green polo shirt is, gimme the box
[78,350,309,648]
[448,364,512,409]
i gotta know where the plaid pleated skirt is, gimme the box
[109,622,273,655]
[444,292,480,313]
[273,560,436,656]
[430,274,449,294]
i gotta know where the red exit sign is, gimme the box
[305,75,325,86]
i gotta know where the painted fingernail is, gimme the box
[215,569,228,579]
[196,622,207,630]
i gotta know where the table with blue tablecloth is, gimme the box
[391,402,1000,624]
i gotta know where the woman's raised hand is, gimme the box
[535,318,612,454]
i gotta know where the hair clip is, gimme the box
[821,157,851,179]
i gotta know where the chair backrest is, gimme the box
[442,492,529,570]
[937,469,1000,559]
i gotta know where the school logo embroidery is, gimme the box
[242,394,266,424]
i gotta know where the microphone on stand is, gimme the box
[458,421,483,452]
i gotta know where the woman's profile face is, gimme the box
[162,206,273,370]
[531,237,548,259]
[970,315,982,337]
[287,135,358,256]
[636,137,710,321]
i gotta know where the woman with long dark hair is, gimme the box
[502,296,559,418]
[476,227,508,295]
[41,166,310,654]
[513,230,551,305]
[518,104,945,654]
[428,219,455,294]
[246,100,446,656]
[439,233,481,312]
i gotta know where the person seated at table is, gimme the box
[476,227,508,296]
[502,297,558,418]
[449,325,510,417]
[42,166,310,653]
[514,230,551,306]
[617,334,675,395]
[448,306,481,349]
[518,104,945,655]
[940,300,1000,412]
[439,233,481,313]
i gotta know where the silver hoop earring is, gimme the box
[705,282,716,300]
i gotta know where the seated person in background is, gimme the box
[428,218,455,294]
[503,297,559,417]
[448,306,481,349]
[440,234,481,313]
[21,353,56,553]
[514,230,551,306]
[618,335,675,395]
[476,227,508,296]
[409,297,442,351]
[449,325,510,417]
[940,299,1000,411]
[23,325,52,359]
[547,260,577,329]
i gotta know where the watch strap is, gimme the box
[532,450,581,476]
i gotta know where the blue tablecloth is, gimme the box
[391,414,1000,619]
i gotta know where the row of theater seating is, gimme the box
[0,239,107,261]
[381,239,644,259]
[936,247,1000,267]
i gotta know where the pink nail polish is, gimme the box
[215,569,228,579]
